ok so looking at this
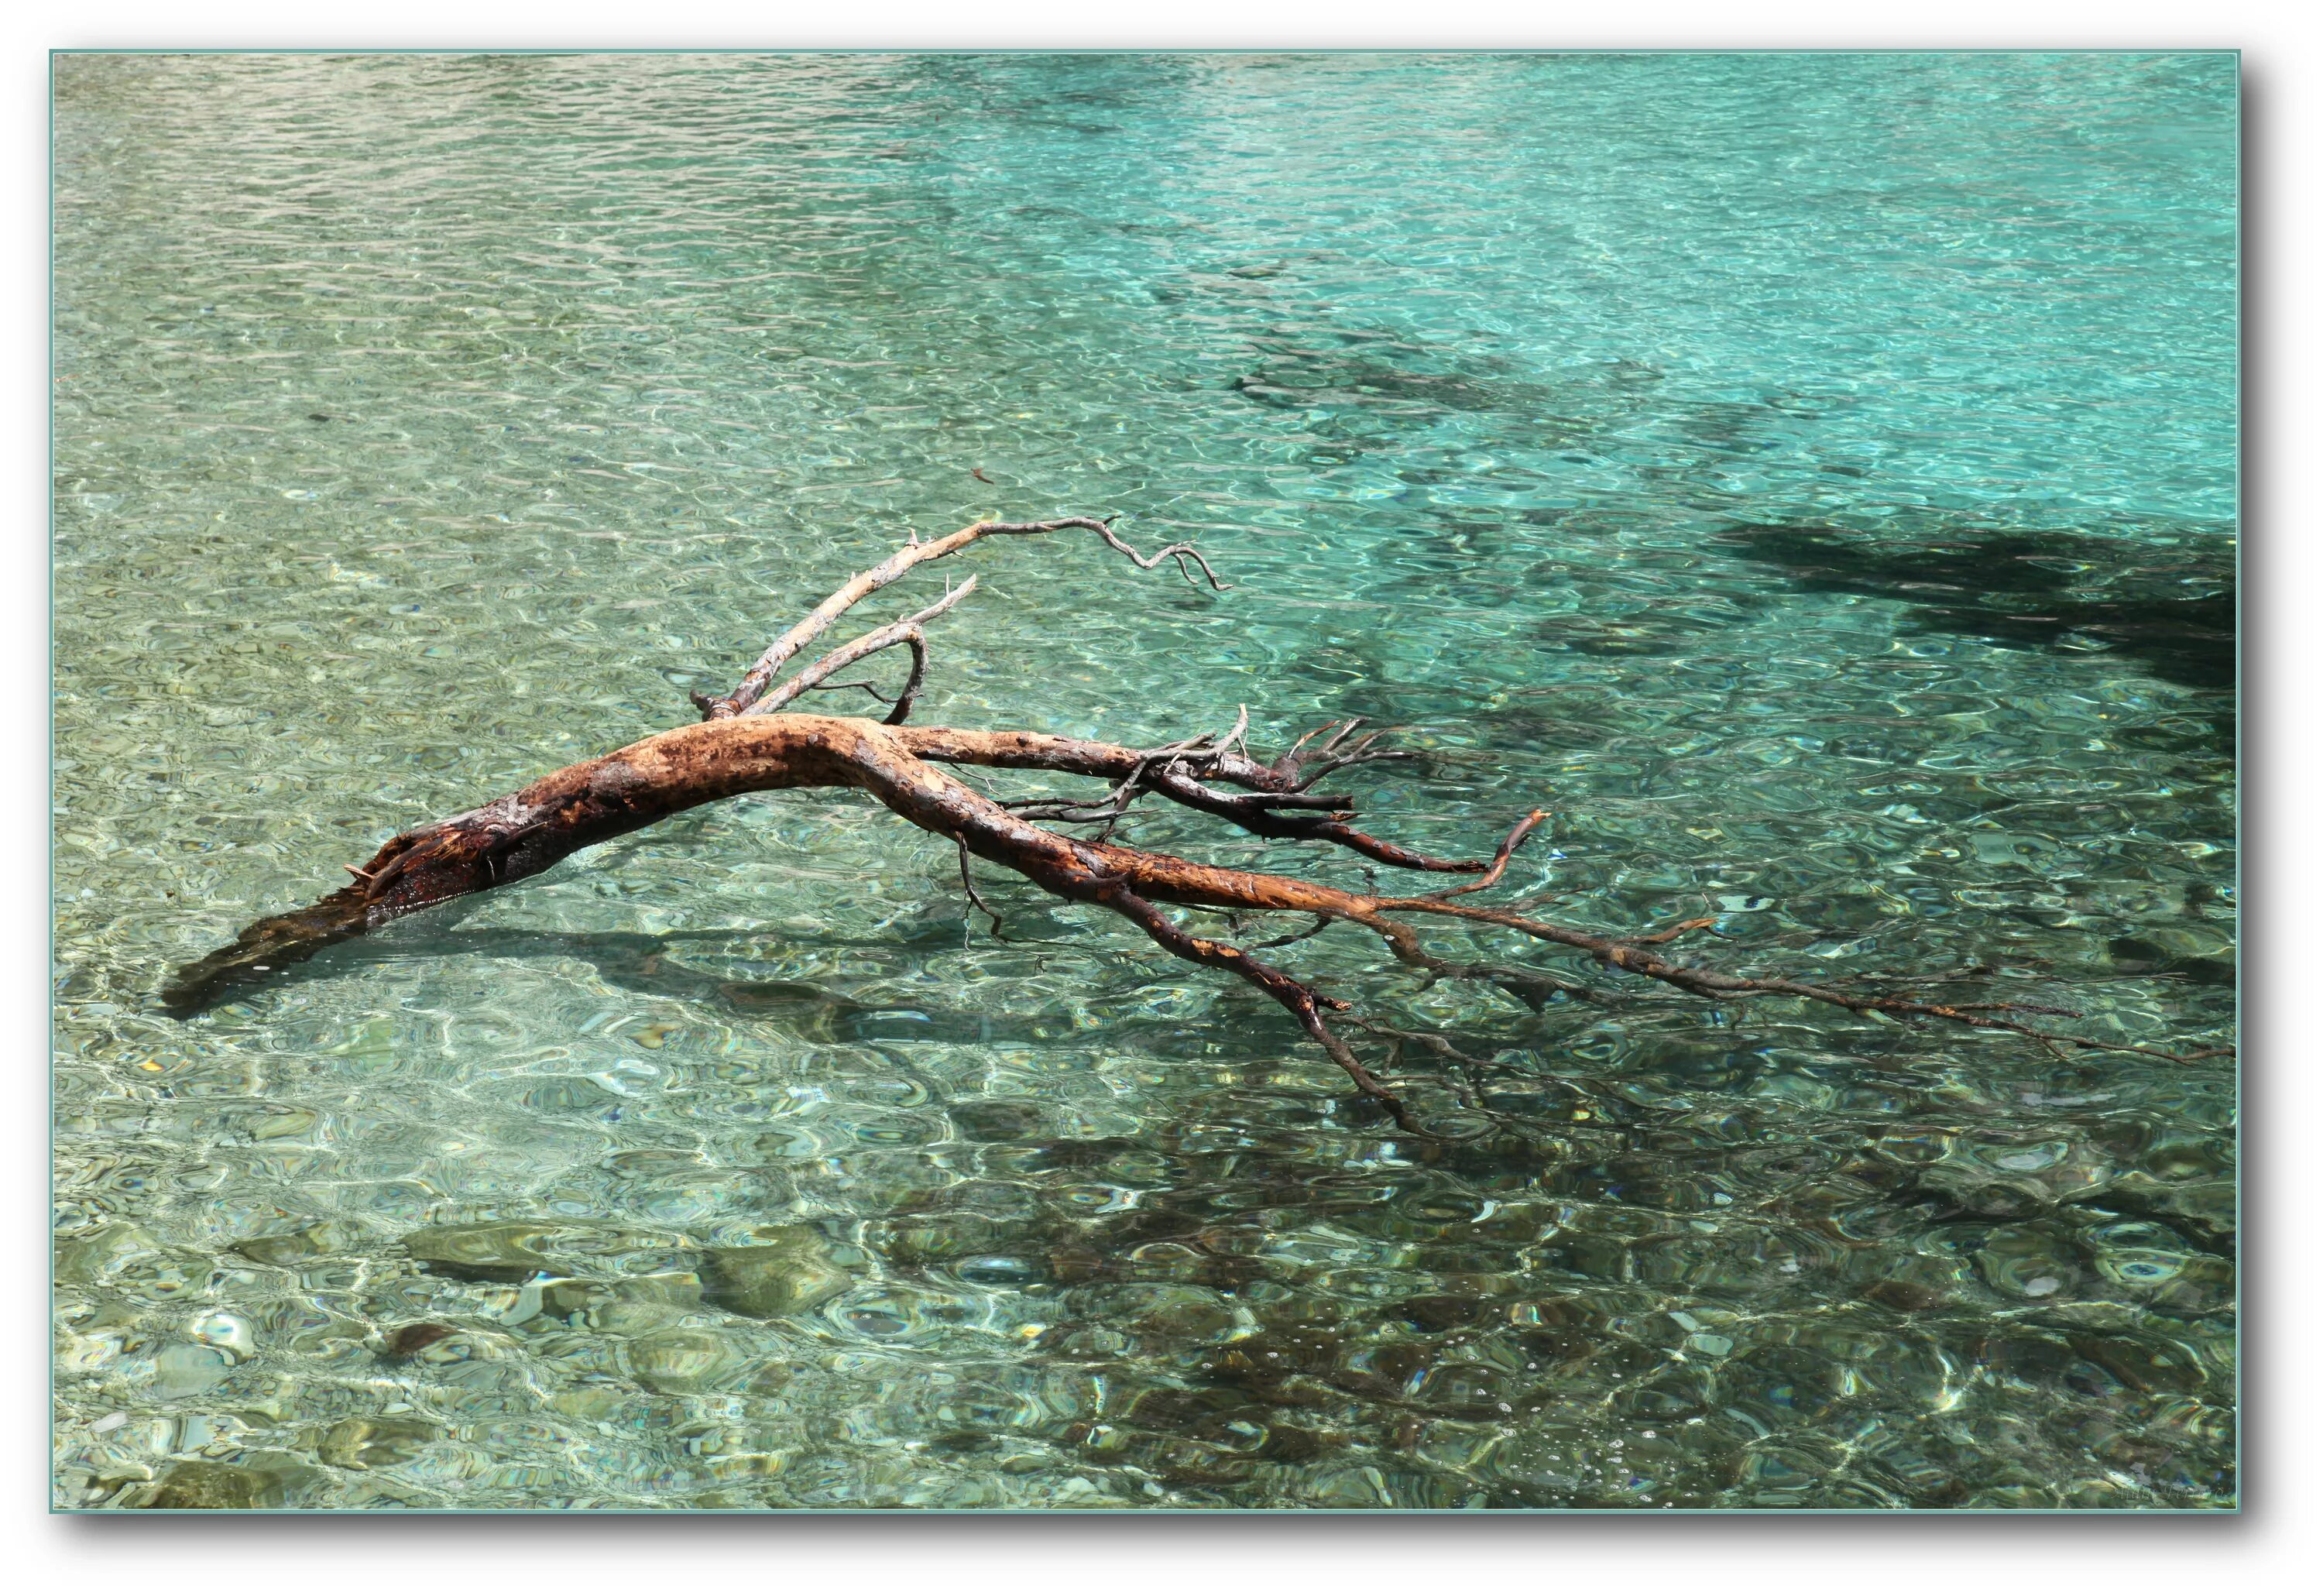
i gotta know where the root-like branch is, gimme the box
[1271,717,1411,791]
[1096,884,1416,1131]
[1333,897,2229,1067]
[901,722,1484,876]
[956,833,1006,939]
[163,514,2231,1126]
[1421,808,1547,901]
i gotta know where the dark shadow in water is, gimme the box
[170,916,1411,1073]
[1234,347,1559,418]
[1230,336,1669,447]
[1717,520,2236,695]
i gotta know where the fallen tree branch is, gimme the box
[694,517,1224,720]
[755,578,973,724]
[164,515,2231,1131]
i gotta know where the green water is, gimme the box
[52,52,2236,1510]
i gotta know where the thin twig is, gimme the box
[805,679,897,705]
[956,834,1006,939]
[702,517,1227,718]
[1421,809,1548,901]
[747,580,973,719]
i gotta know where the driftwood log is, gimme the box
[164,517,2224,1132]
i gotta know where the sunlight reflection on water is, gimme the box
[53,51,2235,1510]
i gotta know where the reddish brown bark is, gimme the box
[166,518,2226,1128]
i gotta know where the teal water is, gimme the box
[52,52,2236,1510]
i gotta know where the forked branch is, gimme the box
[165,516,2230,1133]
[694,517,1227,720]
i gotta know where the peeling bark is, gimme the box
[166,517,2228,1130]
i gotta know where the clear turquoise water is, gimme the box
[53,52,2236,1510]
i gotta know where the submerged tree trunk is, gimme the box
[166,517,2224,1132]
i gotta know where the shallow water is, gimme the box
[53,52,2236,1510]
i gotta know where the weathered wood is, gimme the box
[697,517,1224,719]
[166,517,2228,1127]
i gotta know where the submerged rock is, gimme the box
[55,1223,166,1284]
[318,1416,439,1471]
[611,1270,706,1310]
[701,1228,852,1320]
[1974,1225,2084,1301]
[232,1220,365,1268]
[403,1221,556,1282]
[622,1327,750,1395]
[136,1460,272,1509]
[379,1322,459,1360]
[1861,1279,1950,1313]
[950,1100,1046,1143]
[149,1341,236,1399]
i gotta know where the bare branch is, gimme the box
[1087,519,1234,592]
[1271,717,1413,790]
[164,518,2229,1130]
[1095,884,1416,1131]
[701,517,1226,719]
[897,723,1485,876]
[956,833,1005,938]
[804,679,898,704]
[1421,808,1547,900]
[881,633,932,726]
[1333,895,2231,1067]
[802,637,933,726]
[748,578,975,719]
